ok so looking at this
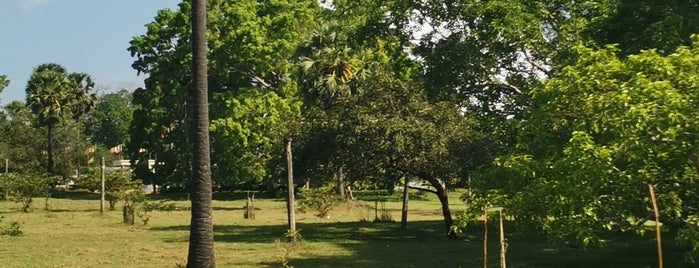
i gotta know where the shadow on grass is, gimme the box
[152,220,694,268]
[51,189,100,200]
[148,191,278,201]
[211,206,244,211]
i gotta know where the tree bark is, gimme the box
[336,166,346,199]
[427,178,453,236]
[187,0,215,267]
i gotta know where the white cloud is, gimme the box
[0,0,53,13]
[19,0,53,12]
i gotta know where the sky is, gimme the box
[0,0,181,106]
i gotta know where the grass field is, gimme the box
[0,190,693,267]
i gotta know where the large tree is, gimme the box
[84,90,134,150]
[127,0,318,190]
[25,63,95,174]
[495,40,699,256]
[187,0,214,266]
[0,101,44,173]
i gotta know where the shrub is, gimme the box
[80,168,141,210]
[0,215,22,236]
[137,199,178,225]
[677,216,699,263]
[0,173,57,212]
[297,185,343,218]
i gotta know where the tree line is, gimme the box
[1,0,699,264]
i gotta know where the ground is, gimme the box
[0,190,693,267]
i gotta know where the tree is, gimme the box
[85,90,134,150]
[499,40,699,254]
[591,0,699,56]
[0,101,43,174]
[187,0,214,266]
[25,63,95,174]
[127,0,319,190]
[347,72,477,235]
[0,74,8,95]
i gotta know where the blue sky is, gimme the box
[0,0,181,105]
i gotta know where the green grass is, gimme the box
[0,190,694,267]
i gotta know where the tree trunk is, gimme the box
[427,178,453,236]
[186,0,215,267]
[400,176,409,230]
[47,123,53,174]
[336,166,346,199]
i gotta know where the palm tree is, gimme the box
[297,24,369,109]
[26,64,96,175]
[26,63,71,174]
[67,72,96,119]
[187,0,215,267]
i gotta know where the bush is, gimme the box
[0,173,57,212]
[297,185,343,218]
[137,199,178,225]
[677,216,699,263]
[79,168,141,210]
[0,215,22,236]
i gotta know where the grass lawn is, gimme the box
[0,190,693,267]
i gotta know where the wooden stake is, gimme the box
[285,139,296,242]
[483,205,488,268]
[100,156,105,214]
[499,209,506,268]
[648,184,663,268]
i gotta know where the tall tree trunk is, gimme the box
[47,123,53,174]
[187,0,215,267]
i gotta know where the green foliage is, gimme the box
[677,216,699,263]
[0,173,59,212]
[0,101,45,174]
[500,37,699,255]
[84,91,133,149]
[283,229,303,243]
[25,63,96,174]
[452,190,508,235]
[137,199,178,225]
[0,215,22,236]
[79,168,141,210]
[0,74,8,95]
[592,0,699,56]
[297,185,343,218]
[209,88,300,189]
[127,0,319,190]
